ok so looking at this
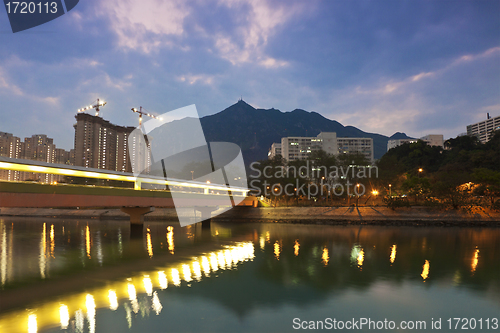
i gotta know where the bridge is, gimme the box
[0,156,256,226]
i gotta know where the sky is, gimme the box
[0,0,499,150]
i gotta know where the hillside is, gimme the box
[200,100,402,164]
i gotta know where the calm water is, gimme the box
[0,217,499,333]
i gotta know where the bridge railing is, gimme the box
[0,156,248,196]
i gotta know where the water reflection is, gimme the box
[421,260,430,281]
[471,247,479,273]
[28,314,37,333]
[321,247,329,266]
[108,290,118,311]
[0,220,499,333]
[390,244,397,264]
[59,304,69,329]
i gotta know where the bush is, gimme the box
[383,196,411,210]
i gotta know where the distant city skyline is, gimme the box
[1,0,499,150]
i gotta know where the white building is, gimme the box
[270,132,373,163]
[268,143,282,159]
[466,115,500,143]
[387,134,444,152]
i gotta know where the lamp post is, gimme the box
[418,168,423,178]
[356,184,360,207]
[389,184,392,197]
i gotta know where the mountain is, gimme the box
[200,100,396,164]
[389,132,415,140]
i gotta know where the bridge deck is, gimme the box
[0,181,255,209]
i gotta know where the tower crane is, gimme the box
[77,98,107,117]
[131,107,162,127]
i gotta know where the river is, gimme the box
[0,217,499,332]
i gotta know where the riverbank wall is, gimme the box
[1,206,499,226]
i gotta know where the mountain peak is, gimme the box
[389,132,415,140]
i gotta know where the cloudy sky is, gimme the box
[1,0,499,150]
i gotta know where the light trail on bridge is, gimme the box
[0,156,248,195]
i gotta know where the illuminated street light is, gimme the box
[389,184,392,197]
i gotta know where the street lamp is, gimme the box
[389,184,392,197]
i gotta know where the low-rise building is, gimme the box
[387,134,444,151]
[270,132,374,163]
[466,115,500,143]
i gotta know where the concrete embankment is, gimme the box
[1,206,499,226]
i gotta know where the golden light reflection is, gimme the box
[224,249,233,269]
[86,294,96,333]
[50,224,55,258]
[471,248,479,273]
[274,240,281,260]
[86,225,91,259]
[357,249,364,267]
[322,247,329,266]
[143,275,153,296]
[266,231,270,243]
[171,268,181,286]
[158,271,168,289]
[127,283,139,313]
[217,251,226,269]
[108,290,118,310]
[182,264,192,282]
[421,260,430,281]
[201,256,210,277]
[28,314,37,333]
[294,239,300,256]
[39,223,46,279]
[166,226,174,254]
[192,261,202,281]
[210,253,218,272]
[59,304,69,329]
[146,228,153,258]
[186,225,194,240]
[259,236,265,250]
[1,222,7,286]
[390,245,397,264]
[0,242,255,333]
[127,283,136,300]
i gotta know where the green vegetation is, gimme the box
[249,150,373,207]
[376,131,500,211]
[249,131,500,211]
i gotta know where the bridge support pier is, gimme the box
[120,206,155,224]
[195,207,219,229]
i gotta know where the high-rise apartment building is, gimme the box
[466,115,500,143]
[0,132,22,181]
[271,132,374,163]
[0,133,72,183]
[74,113,136,172]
